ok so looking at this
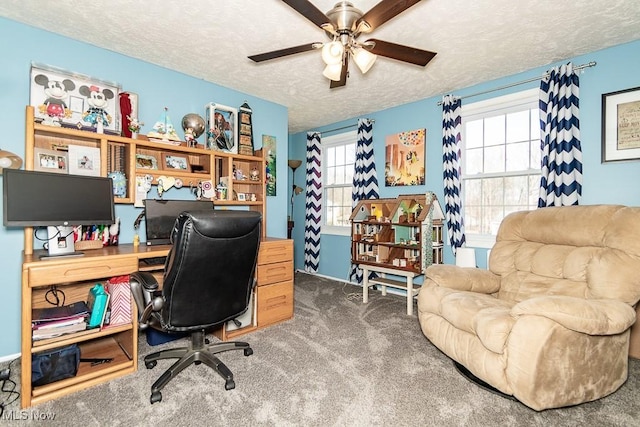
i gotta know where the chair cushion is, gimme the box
[425,286,514,354]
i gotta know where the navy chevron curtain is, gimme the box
[304,132,322,273]
[538,63,582,207]
[442,95,466,255]
[349,119,379,283]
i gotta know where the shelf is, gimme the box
[24,104,267,246]
[31,335,134,399]
[32,323,133,352]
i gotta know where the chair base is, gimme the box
[453,361,518,402]
[144,330,253,403]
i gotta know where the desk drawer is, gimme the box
[28,258,138,287]
[257,261,293,286]
[257,281,293,327]
[258,240,293,265]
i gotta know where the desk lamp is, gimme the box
[0,148,23,174]
[288,159,303,238]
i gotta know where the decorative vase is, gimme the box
[131,132,138,139]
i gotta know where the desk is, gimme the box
[360,264,422,316]
[21,238,292,408]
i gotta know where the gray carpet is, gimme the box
[2,272,639,426]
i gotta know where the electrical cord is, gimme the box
[45,285,66,306]
[34,226,75,251]
[0,358,20,416]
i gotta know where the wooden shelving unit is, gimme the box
[23,105,267,248]
[18,106,285,408]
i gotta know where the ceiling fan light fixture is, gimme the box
[352,46,377,74]
[323,63,343,81]
[321,41,344,65]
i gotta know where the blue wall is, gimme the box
[289,39,640,281]
[0,18,289,359]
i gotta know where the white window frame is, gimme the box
[321,130,357,236]
[461,88,540,248]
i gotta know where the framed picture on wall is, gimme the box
[205,103,238,154]
[385,129,426,186]
[602,86,640,162]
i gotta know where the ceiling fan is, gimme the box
[248,0,437,88]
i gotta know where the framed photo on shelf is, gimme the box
[68,145,100,176]
[237,193,246,201]
[161,153,190,171]
[34,147,68,174]
[135,153,159,170]
[602,86,640,162]
[205,102,238,154]
[29,62,121,134]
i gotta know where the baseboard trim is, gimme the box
[294,269,407,297]
[0,352,20,364]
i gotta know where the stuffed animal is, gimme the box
[33,74,75,126]
[79,85,114,129]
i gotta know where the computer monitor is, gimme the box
[143,199,214,245]
[3,168,115,258]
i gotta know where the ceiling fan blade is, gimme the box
[356,0,422,33]
[367,39,437,66]
[248,43,319,62]
[330,60,349,89]
[282,0,333,31]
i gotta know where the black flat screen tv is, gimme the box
[3,168,115,227]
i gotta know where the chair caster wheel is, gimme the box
[244,348,253,357]
[145,360,157,369]
[205,338,211,345]
[150,391,162,404]
[225,379,235,390]
[195,361,202,365]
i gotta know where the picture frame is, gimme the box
[602,86,640,162]
[30,62,121,134]
[68,145,101,176]
[135,153,159,170]
[385,129,426,186]
[205,102,238,154]
[34,147,68,174]
[237,193,246,201]
[161,153,190,171]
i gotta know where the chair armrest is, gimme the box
[130,272,163,330]
[512,296,636,335]
[425,264,501,294]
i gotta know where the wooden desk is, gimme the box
[21,238,293,408]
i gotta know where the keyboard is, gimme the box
[140,256,167,266]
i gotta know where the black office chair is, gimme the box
[130,210,261,404]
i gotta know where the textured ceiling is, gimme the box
[2,0,640,133]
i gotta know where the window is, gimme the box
[462,89,540,247]
[322,131,356,235]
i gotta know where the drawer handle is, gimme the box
[267,295,287,307]
[64,265,113,276]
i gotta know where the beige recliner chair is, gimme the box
[417,205,640,411]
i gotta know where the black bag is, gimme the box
[32,344,80,386]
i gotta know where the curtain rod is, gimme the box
[318,118,376,134]
[436,61,597,106]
